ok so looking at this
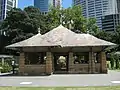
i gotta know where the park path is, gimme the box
[0,70,120,87]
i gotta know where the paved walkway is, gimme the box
[0,72,12,76]
[0,70,120,87]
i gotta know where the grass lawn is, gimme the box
[0,86,120,90]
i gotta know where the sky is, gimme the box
[18,0,72,9]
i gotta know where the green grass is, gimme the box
[0,86,120,90]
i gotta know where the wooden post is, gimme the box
[100,52,107,73]
[89,48,95,74]
[46,52,53,75]
[19,53,25,75]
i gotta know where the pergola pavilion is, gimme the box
[6,25,116,75]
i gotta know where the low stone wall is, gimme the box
[69,64,101,74]
[95,63,100,73]
[24,65,46,75]
[69,64,89,74]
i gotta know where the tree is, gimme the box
[86,18,98,35]
[1,6,45,44]
[24,6,49,34]
[68,6,87,33]
[94,30,114,42]
[113,25,120,51]
[24,6,43,31]
[47,5,98,34]
[1,8,29,44]
[0,5,99,44]
[46,7,61,30]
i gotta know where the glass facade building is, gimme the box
[34,0,51,13]
[102,0,120,32]
[0,0,18,21]
[117,0,120,13]
[102,14,120,31]
[73,0,119,30]
[53,0,62,7]
[34,0,62,14]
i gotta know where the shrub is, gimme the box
[110,57,115,69]
[0,62,12,73]
[109,52,120,69]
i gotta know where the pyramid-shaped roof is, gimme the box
[6,25,116,48]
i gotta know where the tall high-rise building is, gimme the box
[117,0,120,13]
[0,0,18,21]
[34,0,51,14]
[53,0,62,7]
[101,0,120,32]
[73,0,119,30]
[102,14,120,31]
[34,0,62,14]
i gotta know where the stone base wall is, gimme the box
[23,65,46,75]
[20,64,101,75]
[69,64,89,74]
[95,63,100,73]
[69,64,101,74]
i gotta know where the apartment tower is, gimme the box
[73,0,119,30]
[34,0,62,14]
[0,0,18,21]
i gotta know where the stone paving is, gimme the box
[0,70,120,87]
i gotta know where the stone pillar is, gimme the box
[100,52,107,73]
[97,53,101,63]
[68,52,74,73]
[46,52,53,75]
[52,54,54,73]
[89,51,95,74]
[19,53,25,75]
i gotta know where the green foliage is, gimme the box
[0,62,12,73]
[0,5,99,44]
[114,54,120,69]
[94,30,114,42]
[95,25,120,52]
[110,59,115,69]
[46,7,62,30]
[47,5,98,34]
[1,6,46,44]
[113,25,120,51]
[94,24,120,70]
[96,26,120,69]
[87,18,99,35]
[69,6,87,33]
[108,53,120,69]
[110,53,115,69]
